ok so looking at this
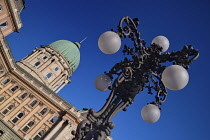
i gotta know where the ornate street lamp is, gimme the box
[72,16,199,140]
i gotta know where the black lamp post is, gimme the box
[72,16,199,140]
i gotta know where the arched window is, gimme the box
[10,85,19,92]
[11,112,24,124]
[44,73,52,80]
[54,67,59,71]
[0,22,8,30]
[39,107,48,116]
[33,129,45,140]
[1,78,10,85]
[43,56,47,60]
[29,99,38,108]
[22,120,35,133]
[0,5,2,12]
[1,104,14,115]
[49,115,58,124]
[0,130,4,137]
[0,71,4,76]
[0,96,5,103]
[19,92,28,100]
[34,61,41,67]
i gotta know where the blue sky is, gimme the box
[6,0,210,140]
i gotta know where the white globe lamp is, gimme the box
[141,104,160,123]
[98,31,121,54]
[162,65,189,90]
[94,74,112,92]
[152,36,170,52]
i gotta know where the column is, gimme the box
[39,56,57,72]
[54,121,71,140]
[54,82,66,93]
[38,58,53,72]
[44,117,65,140]
[50,72,64,87]
[24,49,40,62]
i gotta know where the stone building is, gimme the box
[0,0,86,140]
[0,1,113,140]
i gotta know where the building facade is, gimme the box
[0,0,86,140]
[0,0,25,36]
[0,1,113,140]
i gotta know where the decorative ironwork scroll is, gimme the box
[72,16,199,140]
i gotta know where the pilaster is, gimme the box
[43,116,66,140]
[54,121,71,140]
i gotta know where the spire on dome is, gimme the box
[74,37,87,49]
[80,37,87,44]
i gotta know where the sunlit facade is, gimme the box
[0,1,113,140]
[0,0,85,140]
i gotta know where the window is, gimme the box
[29,99,38,108]
[11,112,24,124]
[0,22,8,30]
[1,104,14,115]
[10,85,19,92]
[39,107,48,116]
[54,67,59,71]
[44,73,52,80]
[22,120,35,133]
[43,56,47,60]
[0,130,4,137]
[34,61,41,67]
[19,92,28,100]
[49,115,58,124]
[1,78,10,85]
[0,96,5,103]
[33,129,45,140]
[0,71,4,76]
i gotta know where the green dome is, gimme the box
[49,40,81,72]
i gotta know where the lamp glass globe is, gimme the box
[141,104,160,123]
[94,74,111,91]
[162,65,189,90]
[152,36,169,52]
[98,31,121,54]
